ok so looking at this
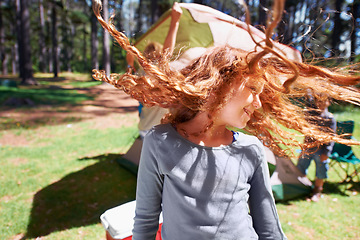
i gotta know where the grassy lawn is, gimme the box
[0,74,359,239]
[0,120,138,239]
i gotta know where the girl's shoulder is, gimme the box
[146,123,175,139]
[144,123,180,147]
[232,131,263,147]
[231,131,265,162]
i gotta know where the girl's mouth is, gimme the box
[243,108,251,117]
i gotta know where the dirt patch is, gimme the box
[8,233,25,240]
[0,195,13,203]
[1,83,139,145]
[9,157,29,166]
[84,113,139,130]
[1,84,138,122]
[0,132,31,146]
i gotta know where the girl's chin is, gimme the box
[224,117,249,130]
[232,122,247,130]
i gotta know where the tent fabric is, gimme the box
[271,183,312,202]
[135,7,213,55]
[264,147,312,201]
[134,3,302,64]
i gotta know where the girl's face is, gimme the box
[214,80,263,129]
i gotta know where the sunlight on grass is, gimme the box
[34,72,93,81]
[43,223,106,240]
[278,193,360,240]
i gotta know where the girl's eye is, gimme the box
[246,83,264,95]
[248,86,258,95]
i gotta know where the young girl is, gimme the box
[92,0,360,239]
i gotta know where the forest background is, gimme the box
[1,0,360,85]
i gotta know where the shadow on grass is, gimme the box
[0,86,93,107]
[325,179,360,195]
[276,180,359,205]
[25,154,137,239]
[322,181,356,196]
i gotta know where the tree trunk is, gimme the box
[16,0,23,78]
[60,6,72,73]
[0,0,8,75]
[38,0,46,72]
[102,0,111,76]
[331,0,343,57]
[258,0,268,28]
[83,23,88,72]
[46,7,53,73]
[151,0,159,24]
[91,4,98,70]
[350,1,359,62]
[283,2,296,45]
[68,25,75,72]
[12,44,18,75]
[17,0,36,85]
[10,14,18,75]
[52,4,59,78]
[135,0,143,38]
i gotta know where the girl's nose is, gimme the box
[253,94,262,109]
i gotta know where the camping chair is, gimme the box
[329,120,360,182]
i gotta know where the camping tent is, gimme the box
[134,2,302,68]
[120,3,310,202]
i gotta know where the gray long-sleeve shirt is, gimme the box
[132,124,287,240]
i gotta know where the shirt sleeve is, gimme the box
[132,132,164,240]
[248,145,287,240]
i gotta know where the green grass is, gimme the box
[278,193,360,240]
[0,119,139,240]
[0,86,93,106]
[0,74,359,239]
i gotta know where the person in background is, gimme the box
[297,93,336,202]
[126,2,183,139]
